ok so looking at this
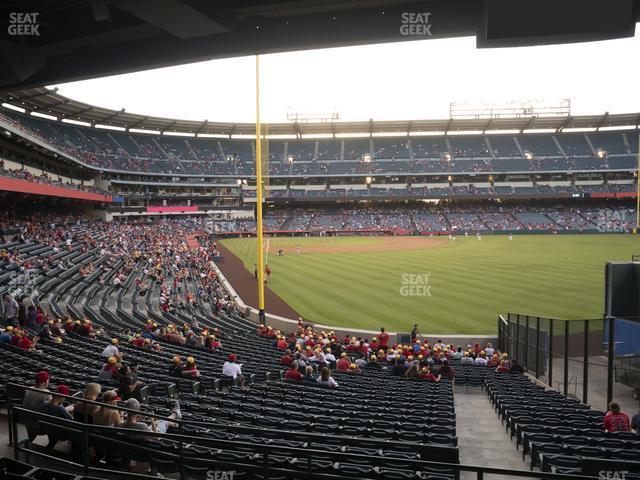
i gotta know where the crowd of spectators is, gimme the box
[0,160,110,195]
[208,203,636,234]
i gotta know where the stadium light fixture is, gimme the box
[484,129,520,135]
[30,111,57,121]
[62,118,91,127]
[522,129,557,134]
[443,153,452,162]
[95,124,125,131]
[335,133,370,138]
[408,131,445,137]
[162,131,195,137]
[363,154,371,163]
[365,176,372,185]
[1,102,25,113]
[447,130,484,136]
[447,176,453,182]
[197,133,228,138]
[561,127,597,133]
[524,152,533,160]
[129,128,161,135]
[597,149,607,159]
[226,155,234,162]
[287,155,294,164]
[598,125,638,131]
[371,132,407,137]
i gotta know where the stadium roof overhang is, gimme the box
[2,88,640,137]
[0,0,638,90]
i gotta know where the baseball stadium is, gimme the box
[0,1,639,480]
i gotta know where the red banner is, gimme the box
[0,177,112,202]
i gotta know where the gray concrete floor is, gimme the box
[454,386,532,480]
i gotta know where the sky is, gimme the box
[52,33,640,124]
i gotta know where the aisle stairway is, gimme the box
[454,387,528,480]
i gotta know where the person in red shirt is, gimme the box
[419,366,441,382]
[182,357,200,378]
[495,360,510,373]
[379,328,390,352]
[603,402,631,432]
[369,337,379,351]
[284,363,303,382]
[131,334,145,347]
[280,350,293,366]
[17,331,38,351]
[276,336,288,350]
[336,353,350,372]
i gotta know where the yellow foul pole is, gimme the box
[255,55,266,322]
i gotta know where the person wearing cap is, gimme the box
[22,371,52,442]
[419,366,441,382]
[0,326,14,343]
[336,352,350,372]
[101,338,121,359]
[280,349,293,366]
[23,371,52,411]
[169,356,184,376]
[98,357,119,381]
[182,357,200,378]
[324,348,336,366]
[40,384,74,446]
[222,354,246,389]
[93,390,124,427]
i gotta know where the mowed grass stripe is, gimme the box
[221,235,640,334]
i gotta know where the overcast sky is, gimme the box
[53,33,640,124]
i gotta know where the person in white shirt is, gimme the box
[323,348,336,364]
[485,344,495,358]
[317,367,338,389]
[101,338,121,359]
[222,354,246,389]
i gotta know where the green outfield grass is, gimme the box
[221,235,639,334]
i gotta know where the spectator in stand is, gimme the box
[460,351,474,365]
[302,366,316,384]
[182,357,201,378]
[379,327,390,352]
[284,362,304,382]
[495,360,510,373]
[3,293,19,327]
[98,357,119,381]
[473,351,488,366]
[438,359,456,380]
[22,371,52,442]
[317,367,338,389]
[73,382,101,423]
[102,338,121,359]
[42,385,74,448]
[280,349,293,366]
[509,360,525,374]
[603,402,631,432]
[222,354,246,390]
[122,398,181,435]
[93,390,123,427]
[336,352,351,372]
[419,366,441,382]
[631,407,640,434]
[169,356,184,376]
